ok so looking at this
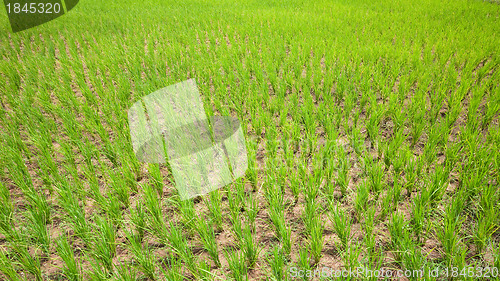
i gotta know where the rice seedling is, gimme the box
[354,180,369,220]
[114,261,138,281]
[0,248,24,281]
[308,217,324,266]
[241,223,260,268]
[206,190,223,233]
[125,229,156,280]
[196,259,214,281]
[10,241,43,281]
[329,202,352,250]
[0,181,14,239]
[129,201,146,243]
[268,246,286,281]
[90,216,117,275]
[166,221,196,274]
[56,234,82,281]
[158,253,184,281]
[196,217,221,267]
[225,248,248,281]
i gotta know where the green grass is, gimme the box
[0,0,499,279]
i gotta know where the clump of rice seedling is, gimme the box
[241,224,260,268]
[90,216,117,275]
[167,222,196,274]
[196,259,214,281]
[309,217,324,265]
[437,193,466,267]
[125,229,156,280]
[354,180,369,220]
[142,183,166,239]
[56,234,82,281]
[225,248,248,281]
[329,202,352,250]
[206,190,223,233]
[56,183,90,244]
[267,246,286,281]
[159,253,184,281]
[0,181,14,239]
[114,260,138,281]
[129,202,146,243]
[196,217,221,267]
[0,248,23,281]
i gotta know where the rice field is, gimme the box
[0,0,499,280]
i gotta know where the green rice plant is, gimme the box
[166,222,196,273]
[241,223,260,268]
[437,195,465,267]
[196,217,221,267]
[289,173,301,202]
[297,247,311,281]
[25,210,51,256]
[246,192,259,229]
[196,259,214,281]
[391,178,403,209]
[365,155,384,196]
[148,163,164,197]
[393,145,410,176]
[159,254,184,281]
[268,205,291,256]
[125,229,156,280]
[268,246,286,281]
[354,180,369,220]
[230,212,244,244]
[206,190,223,233]
[473,184,498,253]
[382,128,405,169]
[343,241,362,270]
[228,190,243,223]
[104,192,124,228]
[444,140,462,172]
[388,211,409,260]
[105,167,130,208]
[309,217,324,265]
[0,181,14,239]
[389,210,428,276]
[11,242,43,281]
[129,202,146,243]
[56,184,90,244]
[86,255,110,281]
[224,248,248,281]
[350,126,365,156]
[91,216,117,275]
[0,248,24,281]
[409,97,426,148]
[494,241,500,269]
[303,197,317,236]
[427,165,449,207]
[56,234,81,281]
[404,157,422,196]
[142,183,165,238]
[178,198,196,232]
[336,149,350,198]
[473,210,497,255]
[366,98,384,141]
[329,202,352,250]
[363,206,376,256]
[114,261,138,281]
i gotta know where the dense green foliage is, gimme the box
[0,0,499,279]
